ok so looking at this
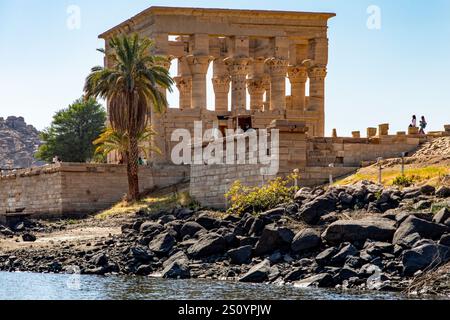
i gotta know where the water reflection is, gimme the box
[0,272,422,300]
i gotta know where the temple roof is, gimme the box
[99,6,336,39]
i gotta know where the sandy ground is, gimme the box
[0,225,122,252]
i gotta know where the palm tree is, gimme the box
[84,34,173,201]
[93,126,160,163]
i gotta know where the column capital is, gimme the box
[154,56,173,70]
[174,76,192,93]
[186,55,214,75]
[265,58,289,76]
[212,76,231,93]
[247,78,266,94]
[288,65,308,83]
[308,66,327,81]
[224,57,251,76]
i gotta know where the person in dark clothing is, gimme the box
[419,116,427,134]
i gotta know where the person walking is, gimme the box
[419,116,427,134]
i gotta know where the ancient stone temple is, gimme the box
[3,6,450,217]
[99,6,335,163]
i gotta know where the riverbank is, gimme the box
[1,181,449,298]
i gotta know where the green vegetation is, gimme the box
[35,97,106,163]
[93,126,160,163]
[225,175,298,216]
[392,175,416,187]
[84,33,174,201]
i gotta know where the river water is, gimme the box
[0,271,426,300]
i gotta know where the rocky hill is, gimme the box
[0,116,43,169]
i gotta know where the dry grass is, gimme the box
[94,188,197,220]
[405,262,450,297]
[336,165,450,187]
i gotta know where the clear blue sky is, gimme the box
[1,0,450,136]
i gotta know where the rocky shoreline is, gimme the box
[1,181,449,297]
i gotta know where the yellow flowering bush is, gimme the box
[225,174,299,216]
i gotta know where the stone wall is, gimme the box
[189,124,427,209]
[0,163,189,219]
[307,135,421,167]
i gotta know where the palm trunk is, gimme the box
[127,134,140,201]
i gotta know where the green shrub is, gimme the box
[225,175,298,216]
[392,175,416,187]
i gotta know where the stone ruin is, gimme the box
[99,6,335,164]
[1,7,450,218]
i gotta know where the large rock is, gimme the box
[402,243,450,276]
[259,208,285,222]
[322,218,396,245]
[162,259,190,279]
[187,233,227,258]
[163,251,189,269]
[396,212,432,226]
[330,243,358,266]
[433,208,450,225]
[239,259,271,283]
[294,273,334,288]
[130,246,153,262]
[298,194,338,225]
[180,222,205,239]
[22,233,37,242]
[315,247,338,266]
[254,225,294,256]
[436,186,450,198]
[228,246,252,265]
[420,185,436,196]
[149,233,175,255]
[291,229,322,253]
[196,214,221,230]
[439,234,450,246]
[393,216,449,245]
[140,222,164,237]
[91,253,108,267]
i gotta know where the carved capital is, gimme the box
[186,55,213,75]
[154,56,173,70]
[212,76,231,93]
[265,58,289,76]
[174,76,192,94]
[308,66,327,81]
[288,66,308,83]
[247,78,266,95]
[262,74,271,88]
[224,57,251,77]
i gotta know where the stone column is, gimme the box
[224,57,251,113]
[212,58,230,113]
[266,58,289,111]
[308,65,327,137]
[212,76,231,113]
[174,76,192,110]
[247,79,265,111]
[288,65,308,111]
[186,55,213,110]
